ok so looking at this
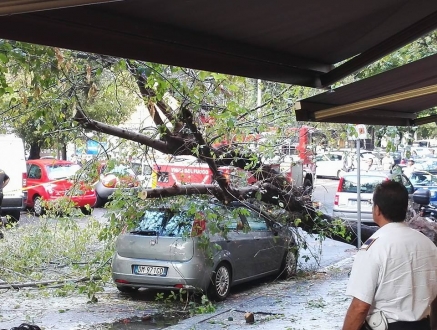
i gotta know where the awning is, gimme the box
[295,53,437,126]
[0,0,436,88]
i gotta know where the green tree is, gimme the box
[0,42,139,159]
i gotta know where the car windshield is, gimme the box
[46,164,81,180]
[341,175,385,193]
[415,159,437,172]
[106,165,135,177]
[135,210,193,237]
[409,172,437,186]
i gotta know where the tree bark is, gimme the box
[28,142,41,160]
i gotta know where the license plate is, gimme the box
[348,200,368,206]
[134,265,167,276]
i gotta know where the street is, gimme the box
[1,180,356,329]
[313,177,339,216]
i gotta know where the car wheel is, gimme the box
[80,206,93,215]
[94,193,106,208]
[5,210,20,222]
[116,285,138,294]
[208,263,231,301]
[279,248,298,279]
[33,196,45,217]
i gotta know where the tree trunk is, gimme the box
[28,142,41,160]
[61,144,67,160]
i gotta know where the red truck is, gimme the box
[151,126,323,189]
[150,157,258,188]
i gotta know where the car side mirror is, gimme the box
[413,189,431,205]
[272,223,281,236]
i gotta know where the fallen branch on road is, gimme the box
[0,276,102,290]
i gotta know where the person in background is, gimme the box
[342,181,437,330]
[403,158,416,177]
[0,168,9,238]
[381,153,394,171]
[365,158,377,171]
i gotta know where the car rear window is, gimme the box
[340,175,385,193]
[134,210,193,237]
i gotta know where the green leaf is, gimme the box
[0,52,8,64]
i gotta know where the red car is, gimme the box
[26,159,96,216]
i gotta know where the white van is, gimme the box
[0,135,27,221]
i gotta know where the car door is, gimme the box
[221,209,254,281]
[315,155,330,177]
[243,210,283,275]
[326,153,344,177]
[26,163,44,206]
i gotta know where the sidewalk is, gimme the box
[167,254,356,330]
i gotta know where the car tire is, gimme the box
[33,196,45,217]
[208,262,231,302]
[5,210,21,222]
[80,206,93,215]
[94,193,106,208]
[116,285,138,294]
[278,248,298,279]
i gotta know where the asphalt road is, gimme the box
[5,184,355,330]
[313,177,339,216]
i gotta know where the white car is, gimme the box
[315,152,345,179]
[333,171,415,224]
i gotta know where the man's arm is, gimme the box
[342,297,371,330]
[431,296,437,330]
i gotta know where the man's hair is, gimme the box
[373,180,408,222]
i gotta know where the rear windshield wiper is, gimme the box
[129,230,158,236]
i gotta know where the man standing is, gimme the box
[0,168,9,237]
[0,168,10,212]
[381,153,394,171]
[403,158,416,177]
[342,181,437,330]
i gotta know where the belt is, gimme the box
[388,316,430,330]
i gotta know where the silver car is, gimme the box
[111,200,298,301]
[94,165,140,207]
[333,171,414,224]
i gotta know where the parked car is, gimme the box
[315,152,345,179]
[413,159,437,174]
[111,199,298,301]
[94,164,140,207]
[407,170,437,206]
[333,170,415,224]
[26,159,96,216]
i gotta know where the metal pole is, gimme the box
[356,139,362,249]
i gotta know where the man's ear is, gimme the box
[373,204,382,216]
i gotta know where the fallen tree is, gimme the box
[73,106,380,246]
[72,62,437,247]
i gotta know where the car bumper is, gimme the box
[332,209,375,224]
[111,253,212,292]
[46,194,96,208]
[2,194,27,210]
